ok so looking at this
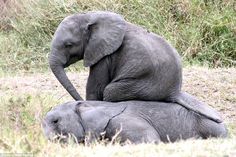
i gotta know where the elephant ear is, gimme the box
[76,101,127,138]
[83,11,126,67]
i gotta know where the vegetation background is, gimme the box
[0,0,235,156]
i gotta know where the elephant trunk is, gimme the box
[49,51,83,100]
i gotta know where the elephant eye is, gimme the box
[51,117,61,124]
[64,42,73,49]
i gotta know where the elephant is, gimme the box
[42,101,227,144]
[49,11,221,123]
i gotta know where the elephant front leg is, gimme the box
[86,73,110,100]
[86,83,105,100]
[86,58,111,100]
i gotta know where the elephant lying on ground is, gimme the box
[43,101,227,144]
[49,11,221,123]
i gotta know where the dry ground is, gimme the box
[0,66,236,156]
[1,67,235,121]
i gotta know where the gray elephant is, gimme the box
[49,11,221,123]
[42,101,227,144]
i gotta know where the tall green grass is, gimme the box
[0,0,235,73]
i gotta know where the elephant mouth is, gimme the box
[50,132,70,143]
[64,55,80,68]
[50,131,84,144]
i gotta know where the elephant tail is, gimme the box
[172,92,222,123]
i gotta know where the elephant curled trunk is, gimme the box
[49,51,83,100]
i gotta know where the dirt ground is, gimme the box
[0,67,235,123]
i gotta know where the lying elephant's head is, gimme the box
[42,101,127,143]
[42,102,85,143]
[49,11,126,100]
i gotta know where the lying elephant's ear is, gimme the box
[75,101,127,136]
[83,11,126,67]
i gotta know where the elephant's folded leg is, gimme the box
[197,117,228,138]
[105,116,161,144]
[173,92,222,123]
[103,81,144,101]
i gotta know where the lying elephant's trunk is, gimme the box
[49,50,83,100]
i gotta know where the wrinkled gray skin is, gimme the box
[49,11,221,123]
[43,101,227,144]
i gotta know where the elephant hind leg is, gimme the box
[172,92,222,123]
[105,116,161,144]
[103,80,150,102]
[198,117,228,139]
[103,81,138,101]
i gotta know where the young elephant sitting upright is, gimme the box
[43,101,227,144]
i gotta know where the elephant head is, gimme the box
[49,11,126,100]
[42,101,127,143]
[42,101,85,143]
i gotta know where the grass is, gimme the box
[0,67,236,156]
[0,0,235,74]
